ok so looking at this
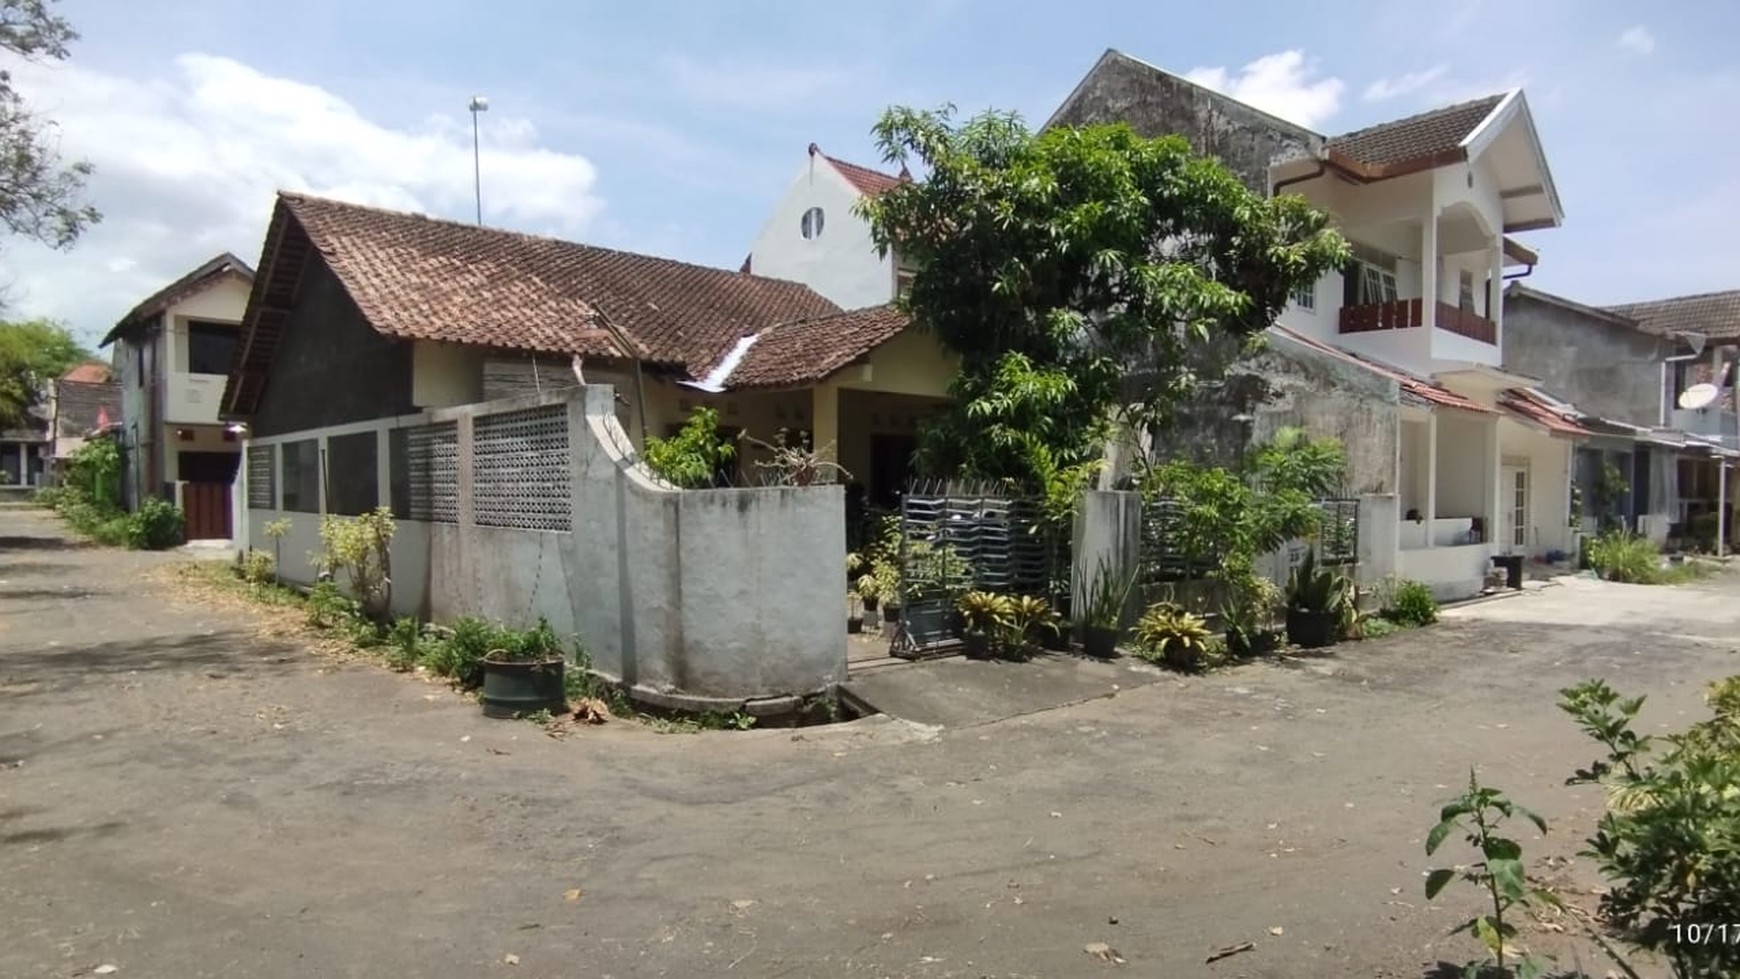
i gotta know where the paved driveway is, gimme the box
[2,506,1734,978]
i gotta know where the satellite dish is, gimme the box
[1679,383,1719,410]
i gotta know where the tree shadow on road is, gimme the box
[0,535,91,552]
[0,630,304,698]
[1,820,125,847]
[0,588,98,601]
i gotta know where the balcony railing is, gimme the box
[1339,299,1496,345]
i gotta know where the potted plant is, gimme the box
[1008,595,1060,655]
[1133,601,1213,672]
[847,592,864,634]
[479,617,569,718]
[854,568,883,614]
[1081,558,1135,659]
[1284,550,1348,649]
[1220,567,1281,658]
[956,590,1013,659]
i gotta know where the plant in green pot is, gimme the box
[479,617,569,718]
[1284,550,1349,650]
[1082,558,1135,659]
[956,590,1014,660]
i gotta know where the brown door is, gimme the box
[183,482,232,540]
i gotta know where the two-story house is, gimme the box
[100,252,255,540]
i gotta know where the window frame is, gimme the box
[185,320,240,376]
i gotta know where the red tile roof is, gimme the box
[725,305,911,389]
[281,193,840,373]
[61,361,112,384]
[102,252,255,347]
[810,145,907,196]
[1500,389,1590,438]
[1605,289,1740,343]
[1327,94,1505,173]
[1271,325,1494,414]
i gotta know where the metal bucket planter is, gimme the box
[480,656,567,718]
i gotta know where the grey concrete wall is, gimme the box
[250,263,414,439]
[1253,334,1401,495]
[1503,291,1666,427]
[1071,490,1143,627]
[1048,50,1323,192]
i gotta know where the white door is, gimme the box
[1500,466,1528,555]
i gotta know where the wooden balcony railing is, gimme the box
[1338,299,1495,345]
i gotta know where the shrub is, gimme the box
[643,407,735,488]
[305,579,358,629]
[314,508,394,621]
[240,550,275,586]
[1132,601,1213,672]
[125,497,184,550]
[386,617,426,671]
[1382,578,1439,626]
[1560,677,1740,978]
[424,616,495,688]
[1587,530,1662,584]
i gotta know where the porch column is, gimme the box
[1489,238,1505,346]
[1485,418,1502,548]
[1426,413,1439,528]
[1420,216,1439,333]
[811,382,839,479]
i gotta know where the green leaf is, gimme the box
[1488,858,1527,902]
[1425,817,1459,855]
[1424,868,1456,900]
[1473,915,1503,955]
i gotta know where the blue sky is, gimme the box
[8,0,1739,348]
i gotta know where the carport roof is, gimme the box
[1270,326,1494,414]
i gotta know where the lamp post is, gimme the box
[469,95,489,225]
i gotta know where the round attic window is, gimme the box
[800,206,825,239]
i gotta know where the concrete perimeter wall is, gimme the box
[243,386,846,703]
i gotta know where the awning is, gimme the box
[1499,388,1589,438]
[1271,326,1494,414]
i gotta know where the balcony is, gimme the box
[1339,299,1496,345]
[165,371,228,425]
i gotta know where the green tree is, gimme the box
[0,0,100,250]
[0,317,90,428]
[856,106,1349,491]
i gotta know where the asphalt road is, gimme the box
[3,505,1733,978]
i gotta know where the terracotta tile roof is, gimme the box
[724,305,911,390]
[102,252,255,346]
[810,145,907,196]
[1327,94,1505,170]
[1605,289,1740,342]
[61,361,112,384]
[1500,388,1590,438]
[279,193,841,374]
[1271,325,1494,414]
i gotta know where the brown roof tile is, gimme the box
[1327,94,1505,170]
[102,252,255,346]
[725,305,911,389]
[814,148,907,196]
[1605,290,1740,342]
[61,361,112,384]
[1500,388,1590,438]
[1273,325,1495,414]
[280,193,841,374]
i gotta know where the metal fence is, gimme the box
[891,480,1066,658]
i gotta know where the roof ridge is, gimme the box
[1330,92,1506,141]
[1606,287,1740,309]
[279,191,819,289]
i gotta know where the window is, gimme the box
[1291,283,1316,311]
[800,206,825,240]
[1459,269,1476,312]
[1344,253,1399,306]
[324,431,379,516]
[186,321,239,375]
[1510,469,1528,548]
[280,439,321,513]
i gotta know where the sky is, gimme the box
[4,0,1738,350]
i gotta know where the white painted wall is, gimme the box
[1399,543,1492,602]
[1499,419,1575,558]
[1435,414,1491,519]
[745,156,893,310]
[246,388,847,703]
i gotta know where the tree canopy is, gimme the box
[0,0,100,250]
[0,317,90,429]
[856,106,1349,498]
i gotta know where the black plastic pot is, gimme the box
[883,603,902,623]
[1226,628,1252,659]
[1285,608,1340,650]
[961,630,994,660]
[1040,624,1071,652]
[1082,625,1119,659]
[862,595,880,613]
[847,617,864,634]
[480,656,567,718]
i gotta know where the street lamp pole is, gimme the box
[469,95,489,225]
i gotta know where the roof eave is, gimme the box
[1464,90,1565,230]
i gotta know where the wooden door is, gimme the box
[182,482,232,541]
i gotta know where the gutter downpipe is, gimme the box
[1270,160,1328,198]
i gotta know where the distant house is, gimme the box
[0,422,46,488]
[42,361,122,478]
[100,253,254,539]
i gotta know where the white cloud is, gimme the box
[1363,66,1449,102]
[1184,51,1345,130]
[1617,26,1656,55]
[659,54,860,113]
[5,54,603,345]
